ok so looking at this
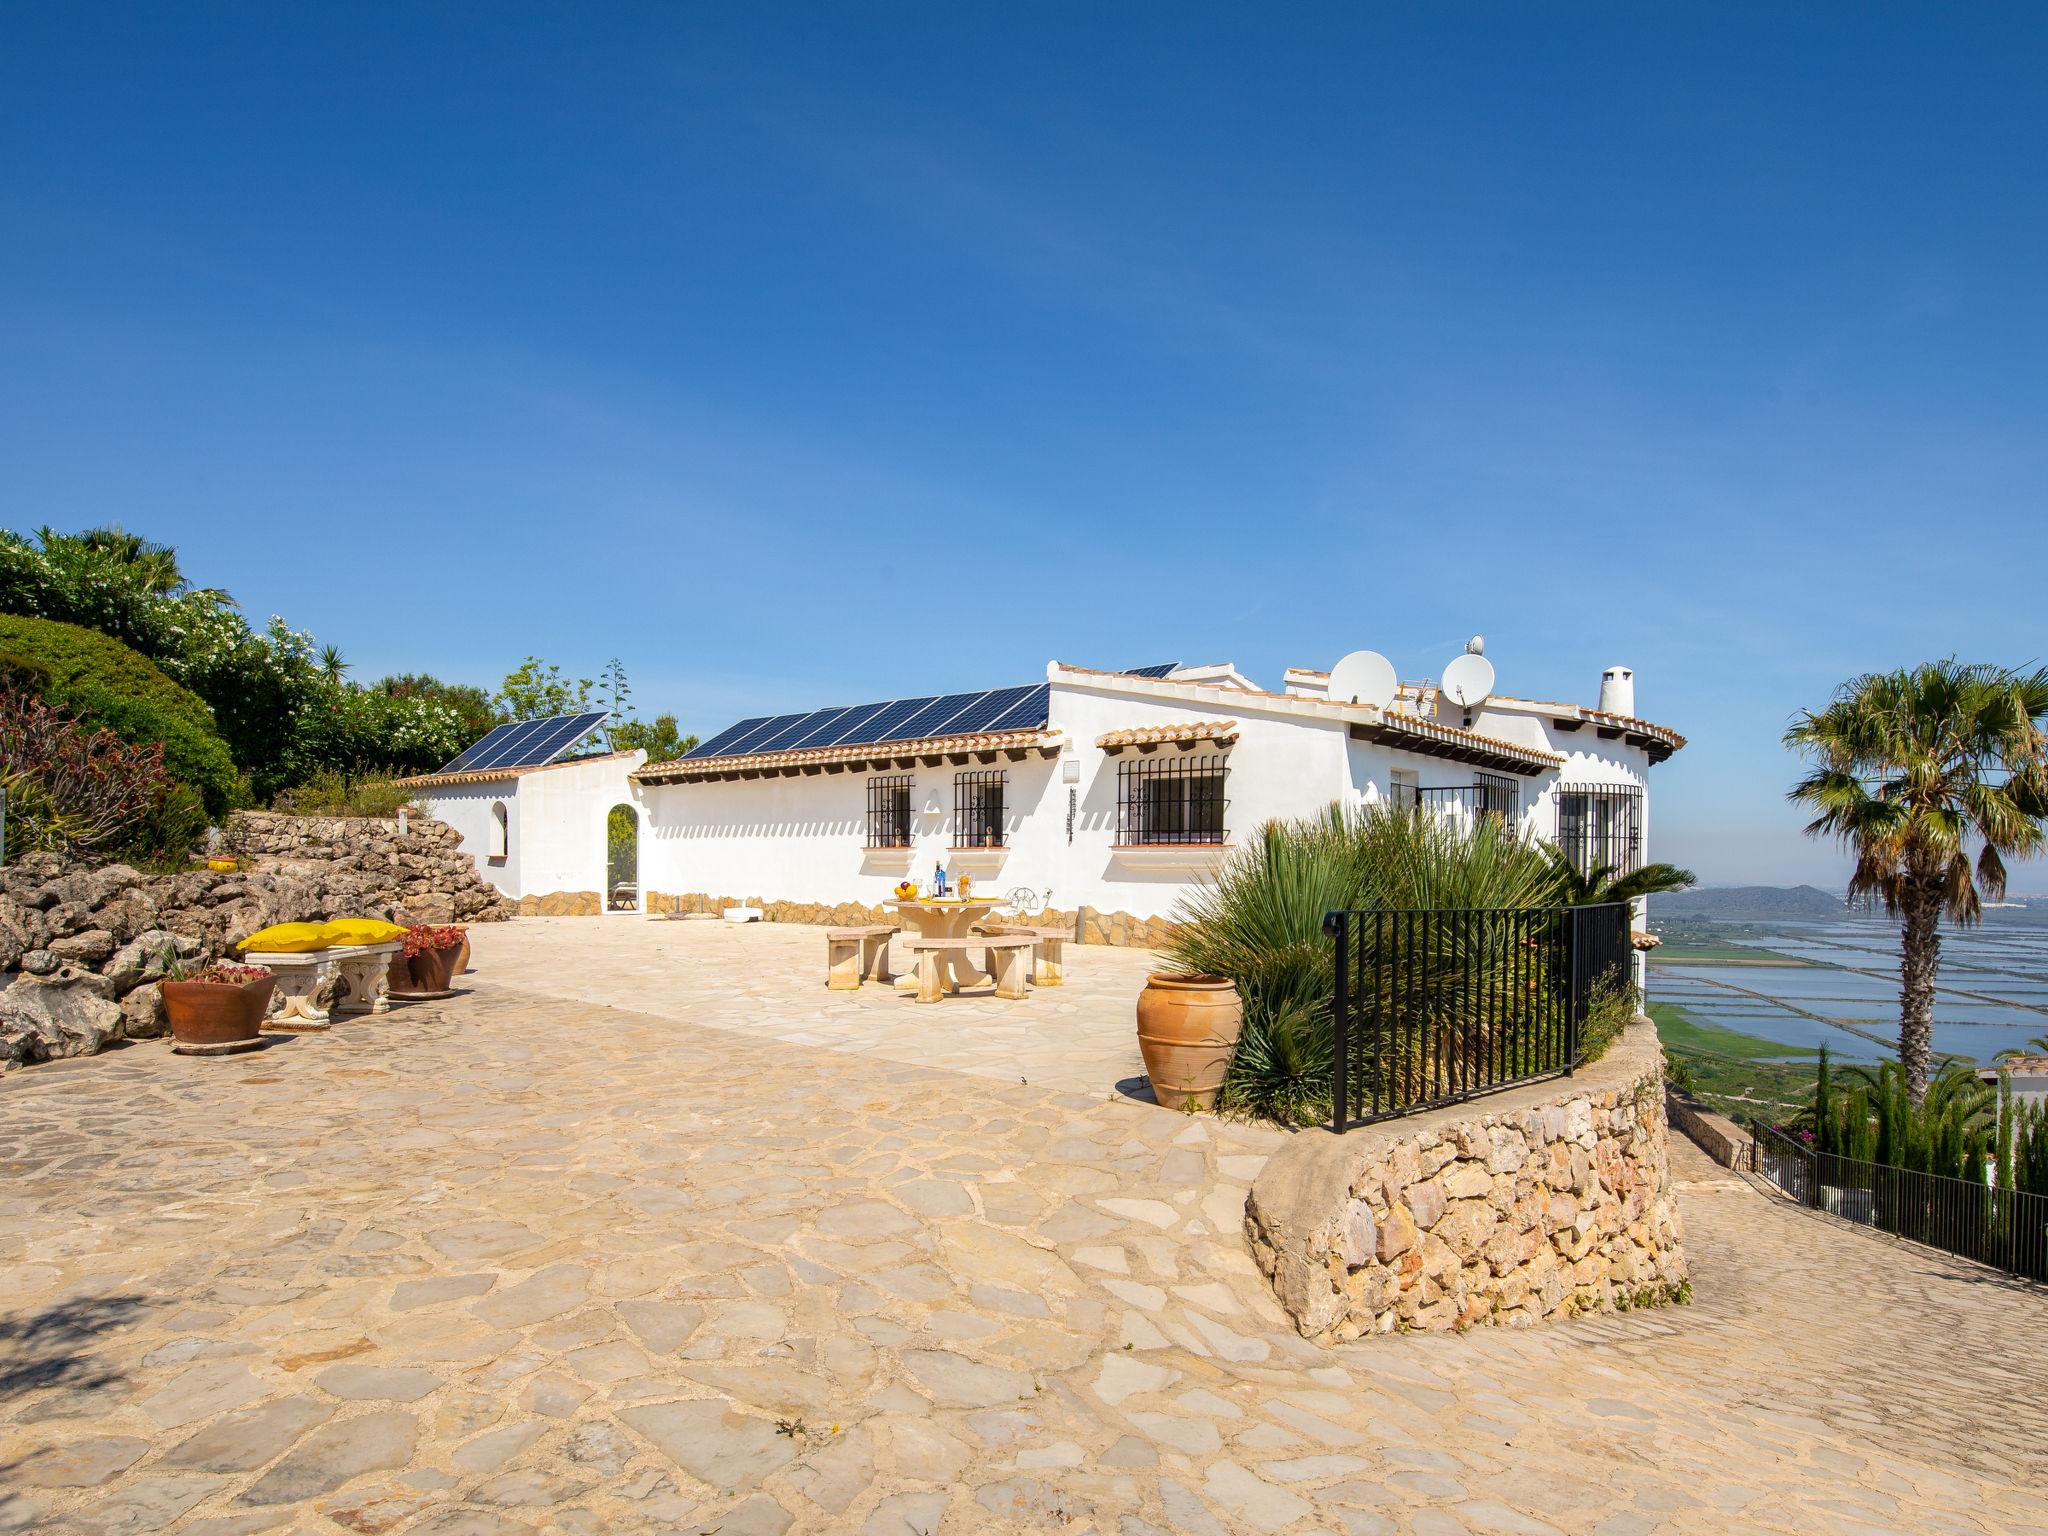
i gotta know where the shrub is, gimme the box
[1167,802,1567,1125]
[271,770,419,819]
[0,614,239,819]
[0,684,191,858]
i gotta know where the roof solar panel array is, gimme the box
[436,711,612,775]
[683,684,1054,762]
[677,661,1184,765]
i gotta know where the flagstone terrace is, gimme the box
[1,917,2044,1534]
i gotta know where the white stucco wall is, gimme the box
[416,781,522,896]
[413,752,643,901]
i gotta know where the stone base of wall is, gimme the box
[1245,1019,1686,1339]
[518,891,1184,949]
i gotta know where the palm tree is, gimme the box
[318,645,349,684]
[1540,845,1696,905]
[1786,661,2048,1103]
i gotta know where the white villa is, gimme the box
[402,652,1684,936]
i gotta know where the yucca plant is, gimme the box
[1167,801,1561,1124]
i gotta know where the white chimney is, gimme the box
[1599,665,1635,717]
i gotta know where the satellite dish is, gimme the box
[1441,651,1496,710]
[1466,634,1485,656]
[1326,650,1399,710]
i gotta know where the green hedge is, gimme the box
[0,614,240,819]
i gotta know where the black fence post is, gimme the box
[1325,909,1349,1134]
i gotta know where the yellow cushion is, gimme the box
[238,921,333,954]
[319,918,409,947]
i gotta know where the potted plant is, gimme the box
[162,960,277,1056]
[1135,972,1244,1111]
[390,924,466,997]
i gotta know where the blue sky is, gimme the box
[4,5,2044,885]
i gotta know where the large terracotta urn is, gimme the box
[164,975,278,1056]
[1135,972,1244,1111]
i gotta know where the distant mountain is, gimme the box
[1655,885,1848,919]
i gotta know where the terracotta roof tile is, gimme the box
[394,750,639,789]
[635,728,1060,781]
[1095,720,1240,749]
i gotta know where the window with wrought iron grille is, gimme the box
[1555,785,1643,875]
[866,774,912,848]
[1117,753,1228,845]
[1474,772,1517,823]
[952,770,1007,848]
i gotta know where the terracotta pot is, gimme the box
[453,933,472,975]
[163,976,277,1056]
[403,944,460,994]
[1135,972,1243,1111]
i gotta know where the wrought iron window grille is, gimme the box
[952,769,1008,848]
[1116,752,1228,846]
[1554,785,1644,875]
[866,774,913,848]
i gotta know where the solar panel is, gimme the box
[788,705,880,751]
[834,695,940,748]
[985,684,1052,732]
[1123,662,1181,678]
[891,691,990,741]
[436,711,611,775]
[681,678,1061,763]
[941,684,1040,736]
[469,711,610,771]
[746,708,843,755]
[685,714,775,760]
[802,700,892,749]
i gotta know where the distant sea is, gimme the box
[1649,908,2048,1064]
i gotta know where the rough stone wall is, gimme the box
[0,811,513,1071]
[1665,1084,1753,1169]
[521,889,1183,948]
[1245,1019,1686,1339]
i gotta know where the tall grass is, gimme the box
[1165,802,1561,1125]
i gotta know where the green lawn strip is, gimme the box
[1647,944,1809,966]
[1649,1001,1819,1125]
[1646,1001,1818,1061]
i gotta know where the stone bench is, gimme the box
[240,942,403,1029]
[825,925,898,991]
[981,923,1069,987]
[905,935,1033,1004]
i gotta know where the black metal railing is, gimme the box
[1116,753,1228,846]
[1750,1125,2048,1282]
[1555,785,1643,875]
[866,773,912,848]
[952,769,1007,848]
[1322,901,1632,1132]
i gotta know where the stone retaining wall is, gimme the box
[1245,1018,1686,1339]
[517,889,1182,948]
[0,811,513,1070]
[1665,1084,1753,1169]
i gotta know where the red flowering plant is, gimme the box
[164,957,274,986]
[401,924,466,958]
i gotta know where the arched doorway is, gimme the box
[606,803,640,913]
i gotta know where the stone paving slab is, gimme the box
[0,920,2044,1534]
